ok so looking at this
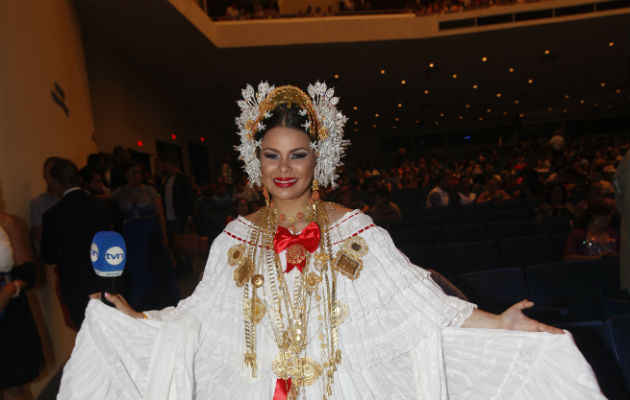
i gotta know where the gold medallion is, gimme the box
[244,296,266,323]
[333,251,363,280]
[234,260,253,287]
[305,272,322,290]
[286,244,307,265]
[227,243,246,266]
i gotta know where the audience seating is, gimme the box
[488,220,537,238]
[525,261,602,323]
[401,244,448,272]
[557,320,629,400]
[441,223,492,243]
[453,267,528,314]
[442,240,499,276]
[498,235,562,268]
[390,227,441,247]
[605,314,630,391]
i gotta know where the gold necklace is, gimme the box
[239,201,342,399]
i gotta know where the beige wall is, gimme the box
[0,0,97,397]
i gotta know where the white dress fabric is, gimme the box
[58,211,604,399]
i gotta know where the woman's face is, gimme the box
[260,126,315,203]
[125,166,143,186]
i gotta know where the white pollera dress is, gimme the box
[58,211,605,399]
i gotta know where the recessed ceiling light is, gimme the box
[481,57,488,62]
[458,115,463,120]
[354,128,359,132]
[473,84,478,89]
[452,73,458,79]
[594,103,599,107]
[616,89,622,94]
[333,73,340,79]
[380,69,386,75]
[486,108,492,113]
[548,107,553,111]
[514,99,520,105]
[508,67,515,72]
[354,121,358,125]
[353,106,358,110]
[519,113,524,118]
[434,121,439,125]
[416,120,420,124]
[393,125,397,129]
[428,62,435,68]
[401,80,406,85]
[580,99,585,104]
[544,49,550,55]
[465,104,471,109]
[601,82,606,87]
[562,109,567,113]
[440,112,445,117]
[609,41,615,47]
[424,89,429,95]
[395,117,400,121]
[372,124,377,128]
[503,111,508,116]
[528,78,534,84]
[496,92,502,98]
[397,103,403,108]
[564,94,570,99]
[478,117,484,121]
[374,113,380,117]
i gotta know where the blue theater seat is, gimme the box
[454,267,527,314]
[443,240,500,276]
[525,260,602,323]
[605,314,630,391]
[498,234,561,268]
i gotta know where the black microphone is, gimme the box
[90,231,126,306]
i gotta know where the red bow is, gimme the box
[273,222,320,274]
[273,378,291,400]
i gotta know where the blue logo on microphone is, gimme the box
[91,231,126,277]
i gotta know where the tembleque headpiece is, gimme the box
[235,82,349,188]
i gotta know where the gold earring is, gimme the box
[262,186,270,207]
[311,180,320,201]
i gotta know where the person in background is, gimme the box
[456,175,477,205]
[162,158,196,275]
[109,146,133,190]
[549,129,565,165]
[80,168,108,198]
[40,158,112,329]
[476,178,512,203]
[534,184,575,220]
[0,213,43,400]
[111,163,179,311]
[613,149,629,293]
[368,187,402,226]
[82,152,111,190]
[563,202,619,262]
[426,169,452,208]
[29,156,61,245]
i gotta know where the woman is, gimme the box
[59,83,603,399]
[110,163,179,311]
[563,202,619,261]
[0,213,43,400]
[534,184,575,220]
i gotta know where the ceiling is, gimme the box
[74,0,629,144]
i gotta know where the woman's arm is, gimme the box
[462,299,564,333]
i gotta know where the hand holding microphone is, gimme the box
[90,232,142,318]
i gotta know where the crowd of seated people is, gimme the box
[208,0,549,20]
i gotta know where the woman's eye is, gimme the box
[291,152,308,159]
[263,153,279,160]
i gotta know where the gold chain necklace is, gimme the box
[240,201,342,399]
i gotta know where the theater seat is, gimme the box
[442,240,499,276]
[454,267,527,314]
[441,222,492,243]
[605,314,630,391]
[400,244,448,273]
[525,260,602,323]
[489,220,536,238]
[498,234,561,268]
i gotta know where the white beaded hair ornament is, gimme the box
[235,81,349,188]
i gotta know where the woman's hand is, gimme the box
[498,299,564,334]
[0,284,15,313]
[89,292,144,319]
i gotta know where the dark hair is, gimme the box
[259,103,311,140]
[43,156,61,171]
[80,168,102,187]
[374,187,390,202]
[545,183,567,203]
[86,153,105,168]
[50,158,80,187]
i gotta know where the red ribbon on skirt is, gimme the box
[273,378,292,400]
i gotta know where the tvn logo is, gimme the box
[105,246,125,266]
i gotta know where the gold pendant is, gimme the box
[227,243,246,266]
[244,296,266,324]
[234,260,253,287]
[333,251,363,280]
[272,352,323,386]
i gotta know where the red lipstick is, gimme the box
[273,177,298,187]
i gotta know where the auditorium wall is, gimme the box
[0,0,96,397]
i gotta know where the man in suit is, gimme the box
[41,158,111,329]
[162,158,196,275]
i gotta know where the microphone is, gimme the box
[90,231,126,306]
